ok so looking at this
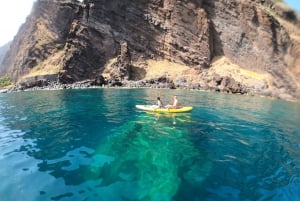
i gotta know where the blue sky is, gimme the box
[285,0,300,12]
[0,0,36,46]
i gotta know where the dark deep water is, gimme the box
[0,88,299,201]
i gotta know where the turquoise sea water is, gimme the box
[0,88,300,201]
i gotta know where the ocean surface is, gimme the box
[0,88,299,201]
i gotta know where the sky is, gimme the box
[0,0,299,47]
[285,0,300,12]
[0,0,36,46]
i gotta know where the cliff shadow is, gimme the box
[130,65,147,80]
[203,0,224,57]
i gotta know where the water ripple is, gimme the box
[0,89,299,201]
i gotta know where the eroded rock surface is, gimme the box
[1,0,299,99]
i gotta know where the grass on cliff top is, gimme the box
[259,1,300,26]
[276,13,300,41]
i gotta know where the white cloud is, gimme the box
[0,0,36,46]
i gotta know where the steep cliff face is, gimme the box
[0,0,77,81]
[204,0,299,96]
[0,42,11,69]
[1,0,299,98]
[58,0,213,83]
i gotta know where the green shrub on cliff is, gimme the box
[0,76,12,88]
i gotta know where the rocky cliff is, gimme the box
[0,42,11,70]
[1,0,299,99]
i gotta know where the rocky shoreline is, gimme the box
[1,74,297,102]
[0,73,247,92]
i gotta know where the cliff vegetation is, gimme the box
[0,76,12,88]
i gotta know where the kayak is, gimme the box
[136,105,193,113]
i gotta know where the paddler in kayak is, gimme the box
[166,96,179,109]
[157,97,164,108]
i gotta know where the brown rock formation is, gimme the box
[203,0,299,97]
[0,0,78,81]
[109,41,132,81]
[0,0,299,99]
[68,0,212,80]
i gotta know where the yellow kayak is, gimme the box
[136,105,193,113]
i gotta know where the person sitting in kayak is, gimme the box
[166,96,179,109]
[157,97,164,108]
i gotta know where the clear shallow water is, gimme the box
[0,88,299,201]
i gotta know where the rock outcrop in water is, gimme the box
[0,0,300,99]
